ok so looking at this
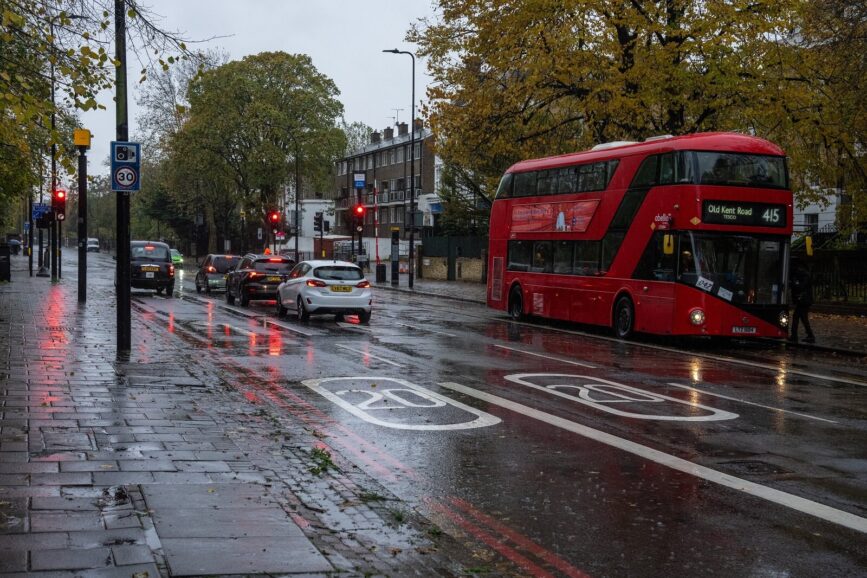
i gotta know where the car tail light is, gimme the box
[268,258,283,262]
[207,266,216,273]
[356,280,370,288]
[306,279,327,287]
[168,265,175,276]
[248,272,260,279]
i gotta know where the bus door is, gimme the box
[632,231,677,333]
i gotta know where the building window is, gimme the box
[366,155,373,170]
[396,146,404,164]
[414,142,421,159]
[414,175,421,190]
[805,213,818,234]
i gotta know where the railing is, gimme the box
[809,250,867,303]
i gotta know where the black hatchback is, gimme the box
[225,254,295,306]
[130,241,175,296]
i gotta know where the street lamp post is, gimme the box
[383,48,416,288]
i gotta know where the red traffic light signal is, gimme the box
[353,205,365,220]
[52,188,67,221]
[269,211,281,224]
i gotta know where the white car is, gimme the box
[86,238,100,252]
[276,260,372,323]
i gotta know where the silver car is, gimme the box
[276,260,372,322]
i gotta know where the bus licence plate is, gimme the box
[330,285,351,292]
[732,326,756,334]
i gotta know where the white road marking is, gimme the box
[264,319,314,337]
[336,344,403,367]
[666,382,839,424]
[494,344,596,368]
[439,381,867,535]
[396,322,457,338]
[303,377,501,430]
[506,373,738,421]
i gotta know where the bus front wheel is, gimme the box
[613,296,634,339]
[508,287,524,321]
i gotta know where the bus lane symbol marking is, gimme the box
[303,377,502,431]
[505,373,738,422]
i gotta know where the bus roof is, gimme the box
[506,132,786,174]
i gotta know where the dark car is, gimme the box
[225,254,295,306]
[129,240,175,296]
[194,254,240,293]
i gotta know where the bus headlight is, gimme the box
[779,311,790,327]
[689,308,706,326]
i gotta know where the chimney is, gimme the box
[383,126,394,140]
[413,119,423,133]
[398,122,408,136]
[371,131,381,144]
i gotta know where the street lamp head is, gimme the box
[382,49,400,54]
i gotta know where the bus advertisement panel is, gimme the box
[486,132,793,339]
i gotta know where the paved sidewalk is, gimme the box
[0,255,474,576]
[370,270,867,355]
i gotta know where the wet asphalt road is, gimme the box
[104,256,866,576]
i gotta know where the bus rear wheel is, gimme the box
[508,287,524,321]
[613,296,634,340]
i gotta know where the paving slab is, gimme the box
[160,536,331,576]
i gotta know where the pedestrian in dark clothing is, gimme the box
[790,260,815,343]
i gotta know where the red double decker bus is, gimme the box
[487,132,793,339]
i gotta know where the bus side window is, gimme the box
[557,167,577,194]
[574,241,600,276]
[537,170,555,196]
[659,154,674,184]
[633,232,675,281]
[514,171,537,197]
[631,155,659,188]
[507,240,532,271]
[553,241,573,274]
[531,241,553,273]
[495,173,514,199]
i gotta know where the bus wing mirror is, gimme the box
[805,235,813,257]
[663,234,675,255]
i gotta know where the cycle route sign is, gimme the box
[110,141,141,192]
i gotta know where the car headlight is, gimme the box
[779,311,790,327]
[689,308,705,326]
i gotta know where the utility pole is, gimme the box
[115,0,131,353]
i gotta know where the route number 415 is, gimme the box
[762,208,780,224]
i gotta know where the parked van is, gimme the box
[86,238,100,252]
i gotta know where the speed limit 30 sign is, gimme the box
[110,141,141,192]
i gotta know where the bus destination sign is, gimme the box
[702,201,786,228]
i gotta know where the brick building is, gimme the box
[333,120,440,239]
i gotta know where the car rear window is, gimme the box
[254,259,294,273]
[314,266,364,281]
[211,256,238,273]
[130,244,169,260]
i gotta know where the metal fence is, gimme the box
[421,236,488,258]
[807,250,867,303]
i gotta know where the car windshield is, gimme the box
[253,259,294,273]
[130,244,169,260]
[171,249,181,256]
[211,256,238,273]
[314,266,363,281]
[678,232,787,305]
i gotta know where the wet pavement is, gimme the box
[1,251,866,577]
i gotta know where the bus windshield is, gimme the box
[677,232,787,305]
[694,152,787,188]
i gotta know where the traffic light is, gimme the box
[52,188,67,221]
[313,211,323,232]
[268,210,281,227]
[353,204,365,224]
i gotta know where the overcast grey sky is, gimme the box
[82,0,436,175]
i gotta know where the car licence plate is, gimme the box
[732,326,757,334]
[267,276,281,282]
[330,285,351,292]
[142,266,159,272]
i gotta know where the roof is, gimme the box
[301,259,360,268]
[507,132,787,174]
